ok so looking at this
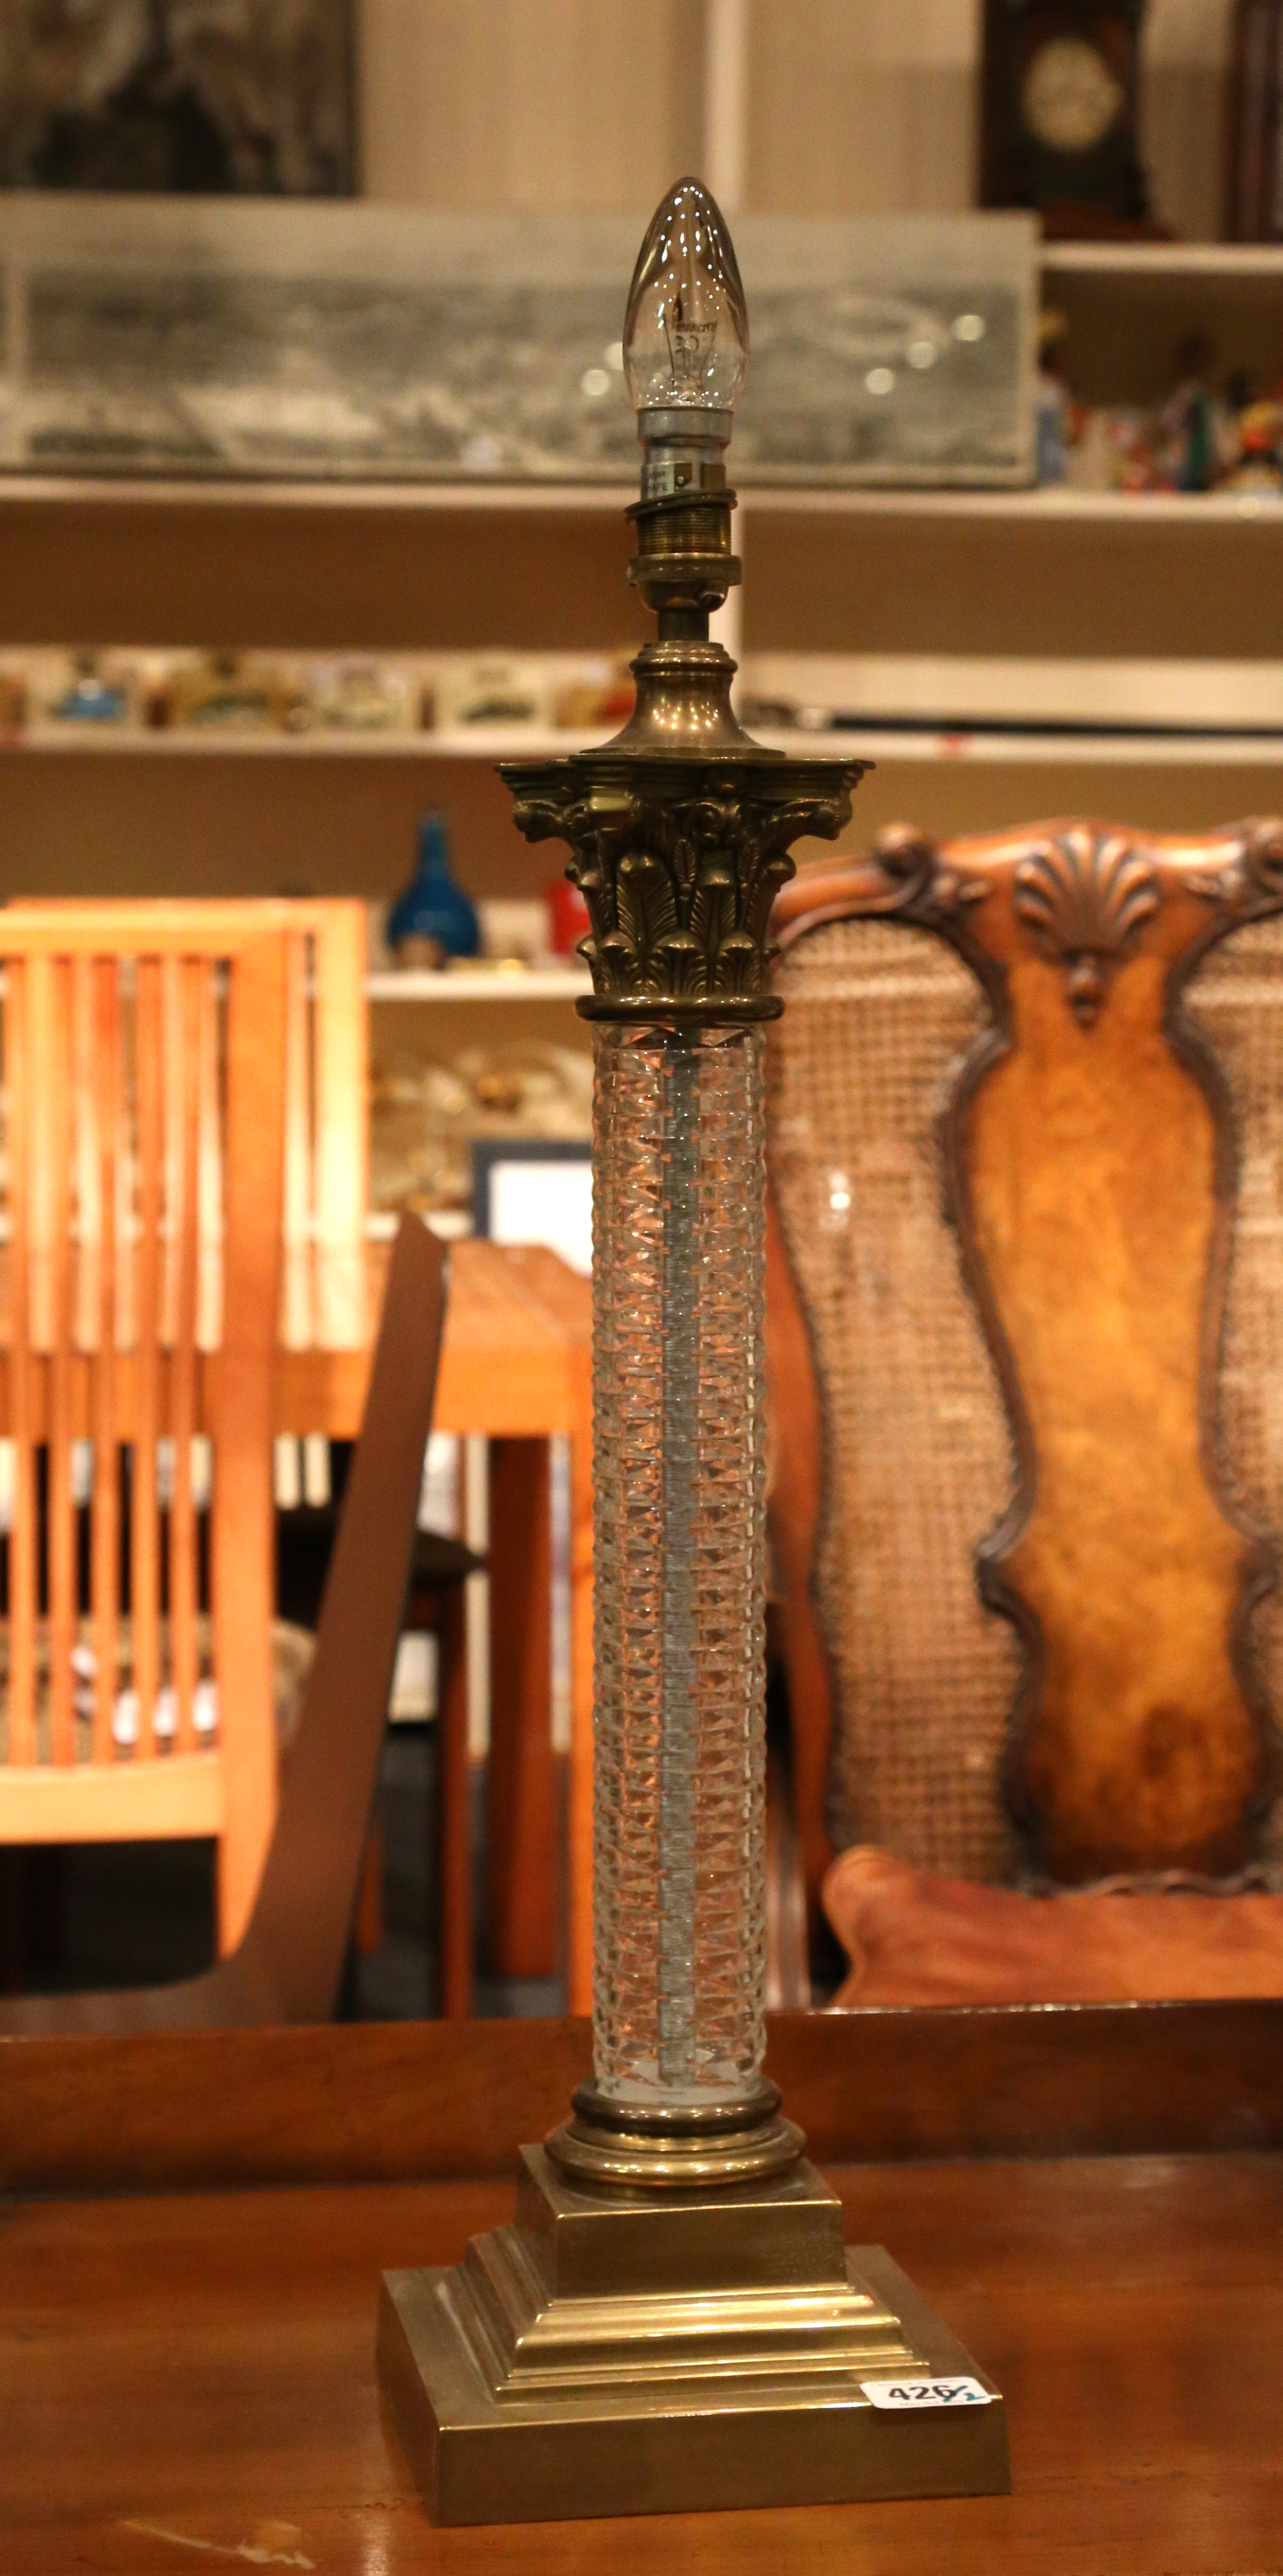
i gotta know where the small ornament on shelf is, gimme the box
[369,1042,591,1221]
[297,656,417,733]
[1035,308,1071,482]
[543,874,592,956]
[169,651,293,731]
[386,813,481,970]
[980,0,1167,239]
[552,656,637,730]
[434,658,545,729]
[477,897,549,967]
[47,650,132,724]
[1039,316,1283,493]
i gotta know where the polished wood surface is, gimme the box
[487,1436,559,1980]
[765,1195,834,1920]
[955,828,1266,1880]
[0,1237,588,1439]
[7,2003,1283,2194]
[769,822,1283,1909]
[5,2145,1281,2568]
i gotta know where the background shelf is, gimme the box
[1040,242,1283,279]
[367,967,590,1001]
[4,475,1283,527]
[4,724,610,761]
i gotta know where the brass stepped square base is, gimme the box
[377,2147,1009,2525]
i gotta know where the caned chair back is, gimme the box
[0,900,367,1952]
[766,821,1283,1914]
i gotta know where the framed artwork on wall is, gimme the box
[0,197,1037,485]
[472,1141,593,1280]
[0,1,356,197]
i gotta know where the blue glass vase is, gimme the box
[387,813,480,964]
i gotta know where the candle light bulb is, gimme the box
[624,178,748,416]
[623,178,748,498]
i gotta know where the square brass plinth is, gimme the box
[377,2147,1009,2525]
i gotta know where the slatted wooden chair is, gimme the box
[0,1214,449,2031]
[0,901,365,1959]
[767,817,1283,2006]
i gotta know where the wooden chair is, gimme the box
[276,1480,482,2016]
[766,818,1283,2006]
[0,1214,449,2031]
[0,900,365,1962]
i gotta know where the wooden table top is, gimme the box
[0,1238,593,1442]
[281,1236,593,1439]
[5,2147,1281,2573]
[4,2007,1283,2570]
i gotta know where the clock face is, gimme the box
[1021,35,1124,155]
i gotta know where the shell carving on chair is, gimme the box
[1014,827,1159,1027]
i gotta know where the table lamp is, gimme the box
[378,178,1009,2526]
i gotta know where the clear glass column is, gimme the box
[591,1019,767,2111]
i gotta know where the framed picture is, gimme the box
[0,197,1036,485]
[0,2,356,197]
[472,1141,593,1279]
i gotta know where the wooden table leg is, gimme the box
[436,1582,472,2020]
[567,1400,594,2016]
[486,1438,557,1980]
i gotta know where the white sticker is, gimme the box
[861,2376,993,2411]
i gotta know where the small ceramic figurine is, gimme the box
[386,813,480,969]
[50,651,129,722]
[172,651,286,730]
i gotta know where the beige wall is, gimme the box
[357,0,1234,237]
[747,0,981,218]
[358,0,704,210]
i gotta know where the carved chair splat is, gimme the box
[766,818,1283,2004]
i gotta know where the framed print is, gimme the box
[472,1140,593,1279]
[0,2,355,197]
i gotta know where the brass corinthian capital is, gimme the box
[504,754,859,1019]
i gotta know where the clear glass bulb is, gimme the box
[623,177,749,419]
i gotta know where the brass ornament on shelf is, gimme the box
[377,176,1009,2528]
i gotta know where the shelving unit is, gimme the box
[6,471,1283,529]
[1,146,1280,913]
[2,724,610,760]
[1041,243,1283,279]
[18,713,1283,762]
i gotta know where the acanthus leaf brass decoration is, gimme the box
[1013,826,1159,1027]
[505,756,858,1020]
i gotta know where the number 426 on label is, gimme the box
[860,2376,993,2411]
